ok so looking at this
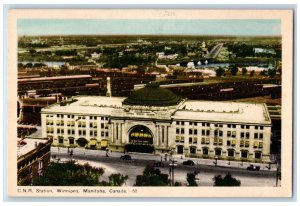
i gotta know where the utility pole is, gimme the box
[169,160,177,186]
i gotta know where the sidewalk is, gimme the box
[51,147,278,171]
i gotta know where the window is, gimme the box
[253,141,259,148]
[189,137,193,144]
[240,140,244,147]
[194,129,198,135]
[246,125,250,129]
[254,133,258,139]
[58,137,64,144]
[193,137,197,144]
[202,130,205,136]
[241,125,245,129]
[201,138,205,144]
[203,147,209,155]
[181,122,184,126]
[194,122,197,126]
[259,142,263,148]
[206,130,210,136]
[176,136,180,143]
[215,148,222,156]
[227,131,231,137]
[232,124,236,128]
[205,138,210,144]
[69,138,74,145]
[255,126,259,130]
[214,138,218,145]
[246,132,250,138]
[245,141,249,148]
[218,139,223,145]
[232,131,236,138]
[255,152,262,159]
[202,123,205,127]
[259,133,263,139]
[241,132,245,138]
[180,136,185,143]
[189,129,193,135]
[189,122,193,126]
[228,150,235,157]
[181,128,184,134]
[241,151,248,158]
[190,147,196,154]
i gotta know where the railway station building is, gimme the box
[41,82,272,163]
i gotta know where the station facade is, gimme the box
[41,83,272,163]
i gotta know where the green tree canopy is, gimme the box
[242,67,247,75]
[31,161,104,186]
[229,66,238,76]
[186,172,198,186]
[135,166,169,186]
[216,67,225,77]
[213,173,241,186]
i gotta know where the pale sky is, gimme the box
[18,19,281,36]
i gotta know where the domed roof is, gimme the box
[123,83,182,106]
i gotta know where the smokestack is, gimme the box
[106,77,111,97]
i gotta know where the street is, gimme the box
[51,147,280,187]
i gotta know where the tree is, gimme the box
[216,67,225,77]
[186,172,198,186]
[250,70,255,77]
[242,67,247,75]
[230,66,238,76]
[213,173,241,186]
[108,173,129,186]
[135,166,169,186]
[268,69,277,78]
[31,161,104,186]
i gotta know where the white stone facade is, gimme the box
[41,96,272,162]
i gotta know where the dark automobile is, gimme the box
[120,154,132,160]
[247,164,260,171]
[183,160,195,166]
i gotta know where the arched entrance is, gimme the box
[128,125,153,144]
[125,125,154,153]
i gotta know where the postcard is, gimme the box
[7,9,293,197]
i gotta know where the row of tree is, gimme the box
[26,161,241,187]
[216,66,277,78]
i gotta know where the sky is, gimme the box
[17,19,281,36]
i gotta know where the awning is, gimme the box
[100,140,108,147]
[89,139,97,146]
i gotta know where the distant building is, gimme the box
[254,48,276,55]
[17,137,52,185]
[41,83,272,163]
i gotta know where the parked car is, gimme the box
[247,164,260,171]
[183,160,195,166]
[120,154,132,160]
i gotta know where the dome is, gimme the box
[123,83,182,106]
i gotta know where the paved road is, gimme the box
[51,147,280,187]
[205,43,223,59]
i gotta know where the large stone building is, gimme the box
[41,83,272,163]
[17,137,52,185]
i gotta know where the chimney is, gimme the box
[106,77,111,97]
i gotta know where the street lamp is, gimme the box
[214,156,218,166]
[169,159,177,186]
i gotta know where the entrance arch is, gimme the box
[128,125,154,145]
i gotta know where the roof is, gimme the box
[123,83,182,106]
[17,138,49,159]
[42,96,126,116]
[173,100,271,125]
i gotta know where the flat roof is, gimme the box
[174,100,271,124]
[18,75,91,83]
[17,138,48,158]
[42,96,126,116]
[42,96,271,124]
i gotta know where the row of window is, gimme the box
[176,128,264,139]
[176,136,264,148]
[175,121,264,130]
[46,114,109,121]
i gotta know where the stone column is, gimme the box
[111,123,114,143]
[155,125,159,147]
